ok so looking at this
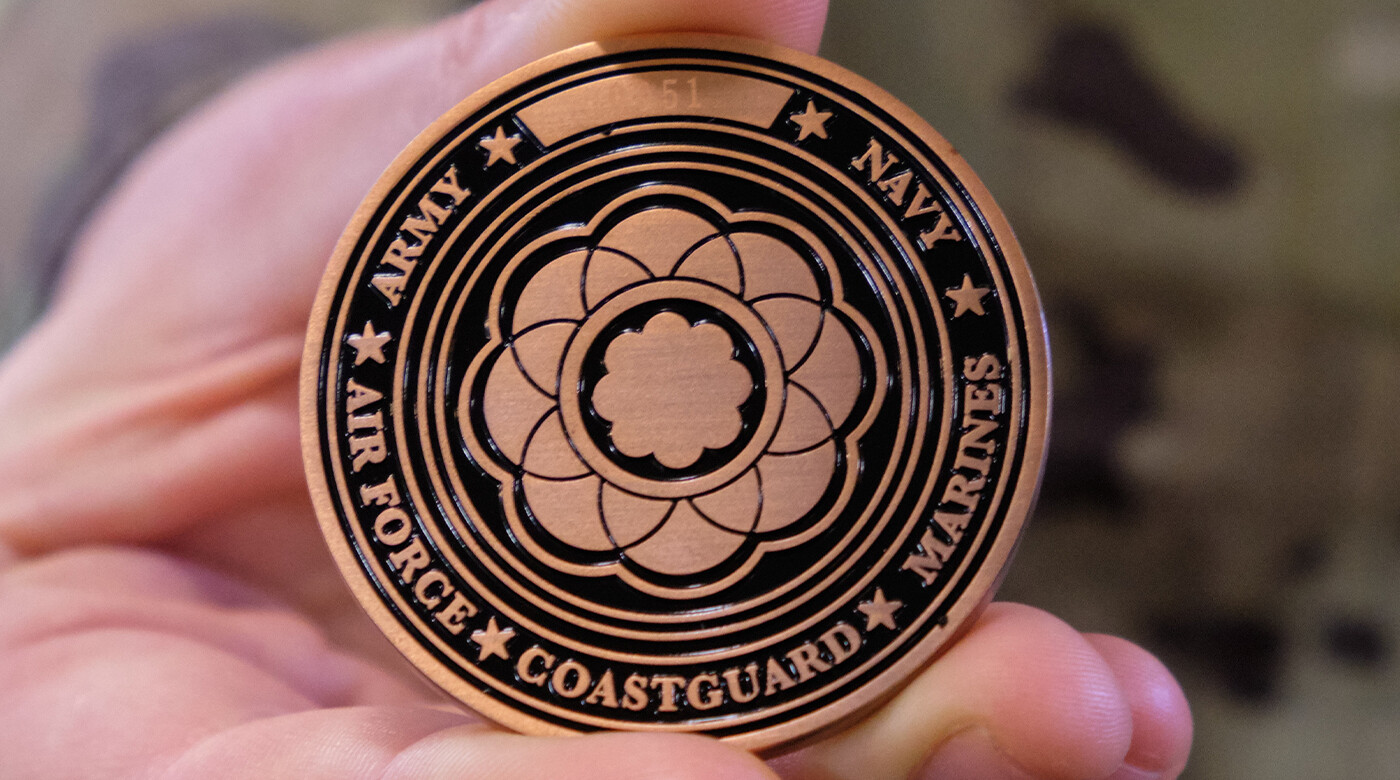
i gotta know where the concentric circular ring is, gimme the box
[302,34,1049,753]
[559,278,789,498]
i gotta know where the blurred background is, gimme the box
[1,0,1397,776]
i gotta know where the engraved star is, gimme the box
[479,125,523,167]
[471,616,515,662]
[346,321,391,365]
[857,587,903,632]
[789,99,832,141]
[944,274,991,318]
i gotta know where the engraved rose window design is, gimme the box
[460,189,885,587]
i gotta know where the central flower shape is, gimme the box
[592,313,752,470]
[459,187,886,590]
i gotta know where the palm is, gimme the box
[0,32,420,667]
[0,1,1191,777]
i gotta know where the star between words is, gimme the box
[333,123,1007,715]
[339,349,1005,716]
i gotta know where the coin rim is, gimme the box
[300,32,1050,754]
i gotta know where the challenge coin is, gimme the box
[302,34,1049,753]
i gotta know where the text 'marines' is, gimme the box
[302,34,1048,753]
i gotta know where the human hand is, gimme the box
[0,0,1191,777]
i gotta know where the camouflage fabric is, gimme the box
[2,0,1398,776]
[822,3,1400,777]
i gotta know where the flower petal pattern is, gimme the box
[790,319,863,423]
[514,249,587,331]
[583,248,650,309]
[462,193,884,585]
[524,475,611,551]
[624,502,747,575]
[731,233,818,300]
[752,296,824,370]
[599,209,716,277]
[768,383,833,455]
[601,484,673,547]
[692,469,762,534]
[755,441,837,533]
[481,354,554,463]
[511,321,575,396]
[522,410,589,479]
[673,235,743,293]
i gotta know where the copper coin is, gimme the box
[302,34,1048,753]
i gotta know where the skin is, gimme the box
[0,0,1193,777]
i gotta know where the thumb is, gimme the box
[0,0,829,557]
[0,548,779,780]
[53,0,830,350]
[163,712,779,780]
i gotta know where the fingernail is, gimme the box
[917,728,1037,780]
[1108,765,1166,780]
